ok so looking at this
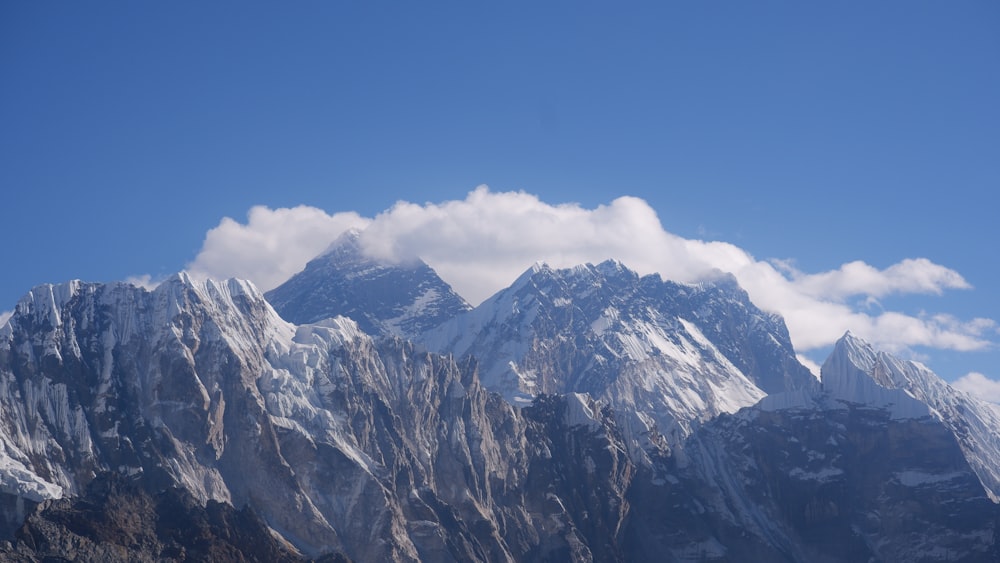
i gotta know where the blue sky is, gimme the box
[2,2,997,391]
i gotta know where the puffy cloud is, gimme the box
[358,187,697,302]
[124,274,162,291]
[781,259,970,300]
[951,372,1000,404]
[184,186,992,356]
[186,205,370,291]
[796,355,822,379]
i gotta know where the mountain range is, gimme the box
[0,234,996,561]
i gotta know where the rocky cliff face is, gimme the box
[0,274,643,560]
[0,256,996,562]
[618,402,1000,563]
[422,261,815,459]
[0,473,313,563]
[822,332,1000,501]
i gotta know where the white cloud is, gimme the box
[0,310,11,327]
[796,355,822,379]
[124,274,162,291]
[185,186,993,356]
[186,205,370,291]
[781,258,970,301]
[951,372,1000,404]
[358,187,698,302]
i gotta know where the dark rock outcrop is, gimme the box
[0,473,309,562]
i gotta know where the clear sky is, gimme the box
[2,2,997,394]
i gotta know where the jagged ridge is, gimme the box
[0,275,644,560]
[421,260,815,459]
[0,250,996,561]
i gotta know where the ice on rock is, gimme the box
[423,260,799,461]
[0,448,63,501]
[760,331,1000,502]
[563,392,604,431]
[821,333,931,420]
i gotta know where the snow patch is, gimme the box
[0,446,63,501]
[895,470,966,487]
[564,393,603,431]
[789,466,843,483]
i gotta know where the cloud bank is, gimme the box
[186,186,993,357]
[952,372,1000,404]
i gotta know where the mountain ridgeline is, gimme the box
[0,237,997,561]
[264,230,472,340]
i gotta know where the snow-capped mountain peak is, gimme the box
[264,229,471,340]
[422,260,812,459]
[821,331,1000,501]
[819,332,931,420]
[10,280,84,331]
